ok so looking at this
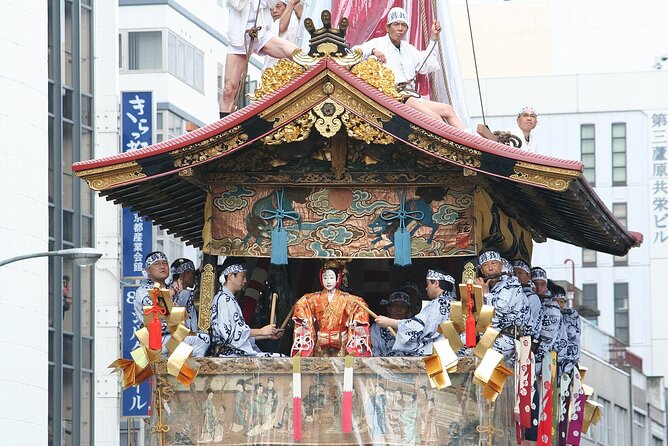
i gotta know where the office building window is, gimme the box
[156,110,186,143]
[167,31,204,91]
[613,203,628,265]
[633,411,646,446]
[581,124,595,185]
[128,31,163,70]
[582,283,598,323]
[582,248,597,267]
[612,123,627,186]
[614,282,629,344]
[596,397,611,445]
[614,405,629,445]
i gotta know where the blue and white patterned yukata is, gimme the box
[391,291,451,356]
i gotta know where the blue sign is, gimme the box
[122,208,153,278]
[121,91,153,278]
[121,91,153,152]
[121,285,152,417]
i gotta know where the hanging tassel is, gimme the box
[465,283,476,347]
[293,354,302,441]
[260,188,300,266]
[270,226,288,265]
[381,188,423,267]
[148,316,162,350]
[393,227,412,266]
[341,355,354,433]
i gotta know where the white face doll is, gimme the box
[321,269,338,295]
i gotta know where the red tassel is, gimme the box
[148,316,162,350]
[465,283,476,347]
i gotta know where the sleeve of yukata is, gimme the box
[392,296,450,355]
[522,289,543,339]
[211,291,256,355]
[560,309,581,373]
[489,284,528,331]
[345,296,372,356]
[370,323,389,357]
[173,289,198,332]
[354,36,384,59]
[536,300,562,363]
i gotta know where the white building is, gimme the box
[449,0,668,379]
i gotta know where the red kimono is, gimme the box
[291,289,372,357]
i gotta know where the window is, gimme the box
[582,283,598,323]
[597,397,611,445]
[633,411,646,446]
[217,62,224,105]
[614,282,629,344]
[612,123,627,186]
[581,124,596,185]
[167,31,204,91]
[613,203,628,265]
[582,248,597,267]
[614,405,629,445]
[128,31,163,70]
[156,110,186,143]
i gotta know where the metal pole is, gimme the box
[563,258,576,309]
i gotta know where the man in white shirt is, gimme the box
[355,7,466,130]
[220,0,300,116]
[263,0,303,69]
[506,106,539,152]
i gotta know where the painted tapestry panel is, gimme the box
[152,357,514,446]
[474,189,533,262]
[203,186,475,258]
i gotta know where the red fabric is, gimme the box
[342,391,353,433]
[148,317,162,350]
[465,283,476,347]
[240,257,269,322]
[520,354,533,428]
[293,397,302,440]
[330,0,401,46]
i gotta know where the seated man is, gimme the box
[375,269,455,356]
[475,249,529,364]
[220,0,300,116]
[370,291,412,356]
[133,251,212,356]
[168,258,210,357]
[291,261,372,356]
[209,259,284,356]
[263,0,303,69]
[354,7,467,130]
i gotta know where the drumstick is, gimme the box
[280,306,294,330]
[356,303,397,337]
[269,293,277,326]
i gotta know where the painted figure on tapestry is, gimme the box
[291,261,372,357]
[232,379,248,433]
[401,392,420,444]
[199,389,220,443]
[366,382,388,435]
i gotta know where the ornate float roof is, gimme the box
[73,57,641,255]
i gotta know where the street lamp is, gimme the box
[0,247,103,268]
[563,258,576,308]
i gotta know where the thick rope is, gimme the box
[431,0,453,105]
[465,0,486,125]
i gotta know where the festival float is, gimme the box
[73,7,641,446]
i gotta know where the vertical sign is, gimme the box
[120,91,153,279]
[650,111,668,245]
[121,92,154,417]
[121,286,151,417]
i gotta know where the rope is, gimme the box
[233,0,263,112]
[464,0,486,126]
[431,0,453,105]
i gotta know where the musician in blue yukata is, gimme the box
[512,259,543,340]
[530,267,562,364]
[375,269,455,356]
[475,249,529,364]
[550,283,581,376]
[133,251,211,356]
[209,259,284,357]
[370,291,412,356]
[168,258,210,357]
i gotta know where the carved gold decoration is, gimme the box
[292,46,363,68]
[323,81,335,95]
[341,112,394,145]
[262,112,316,145]
[171,127,248,168]
[408,125,482,168]
[250,59,305,101]
[259,71,329,126]
[351,58,400,99]
[313,99,345,138]
[510,161,580,192]
[198,263,215,331]
[75,161,146,191]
